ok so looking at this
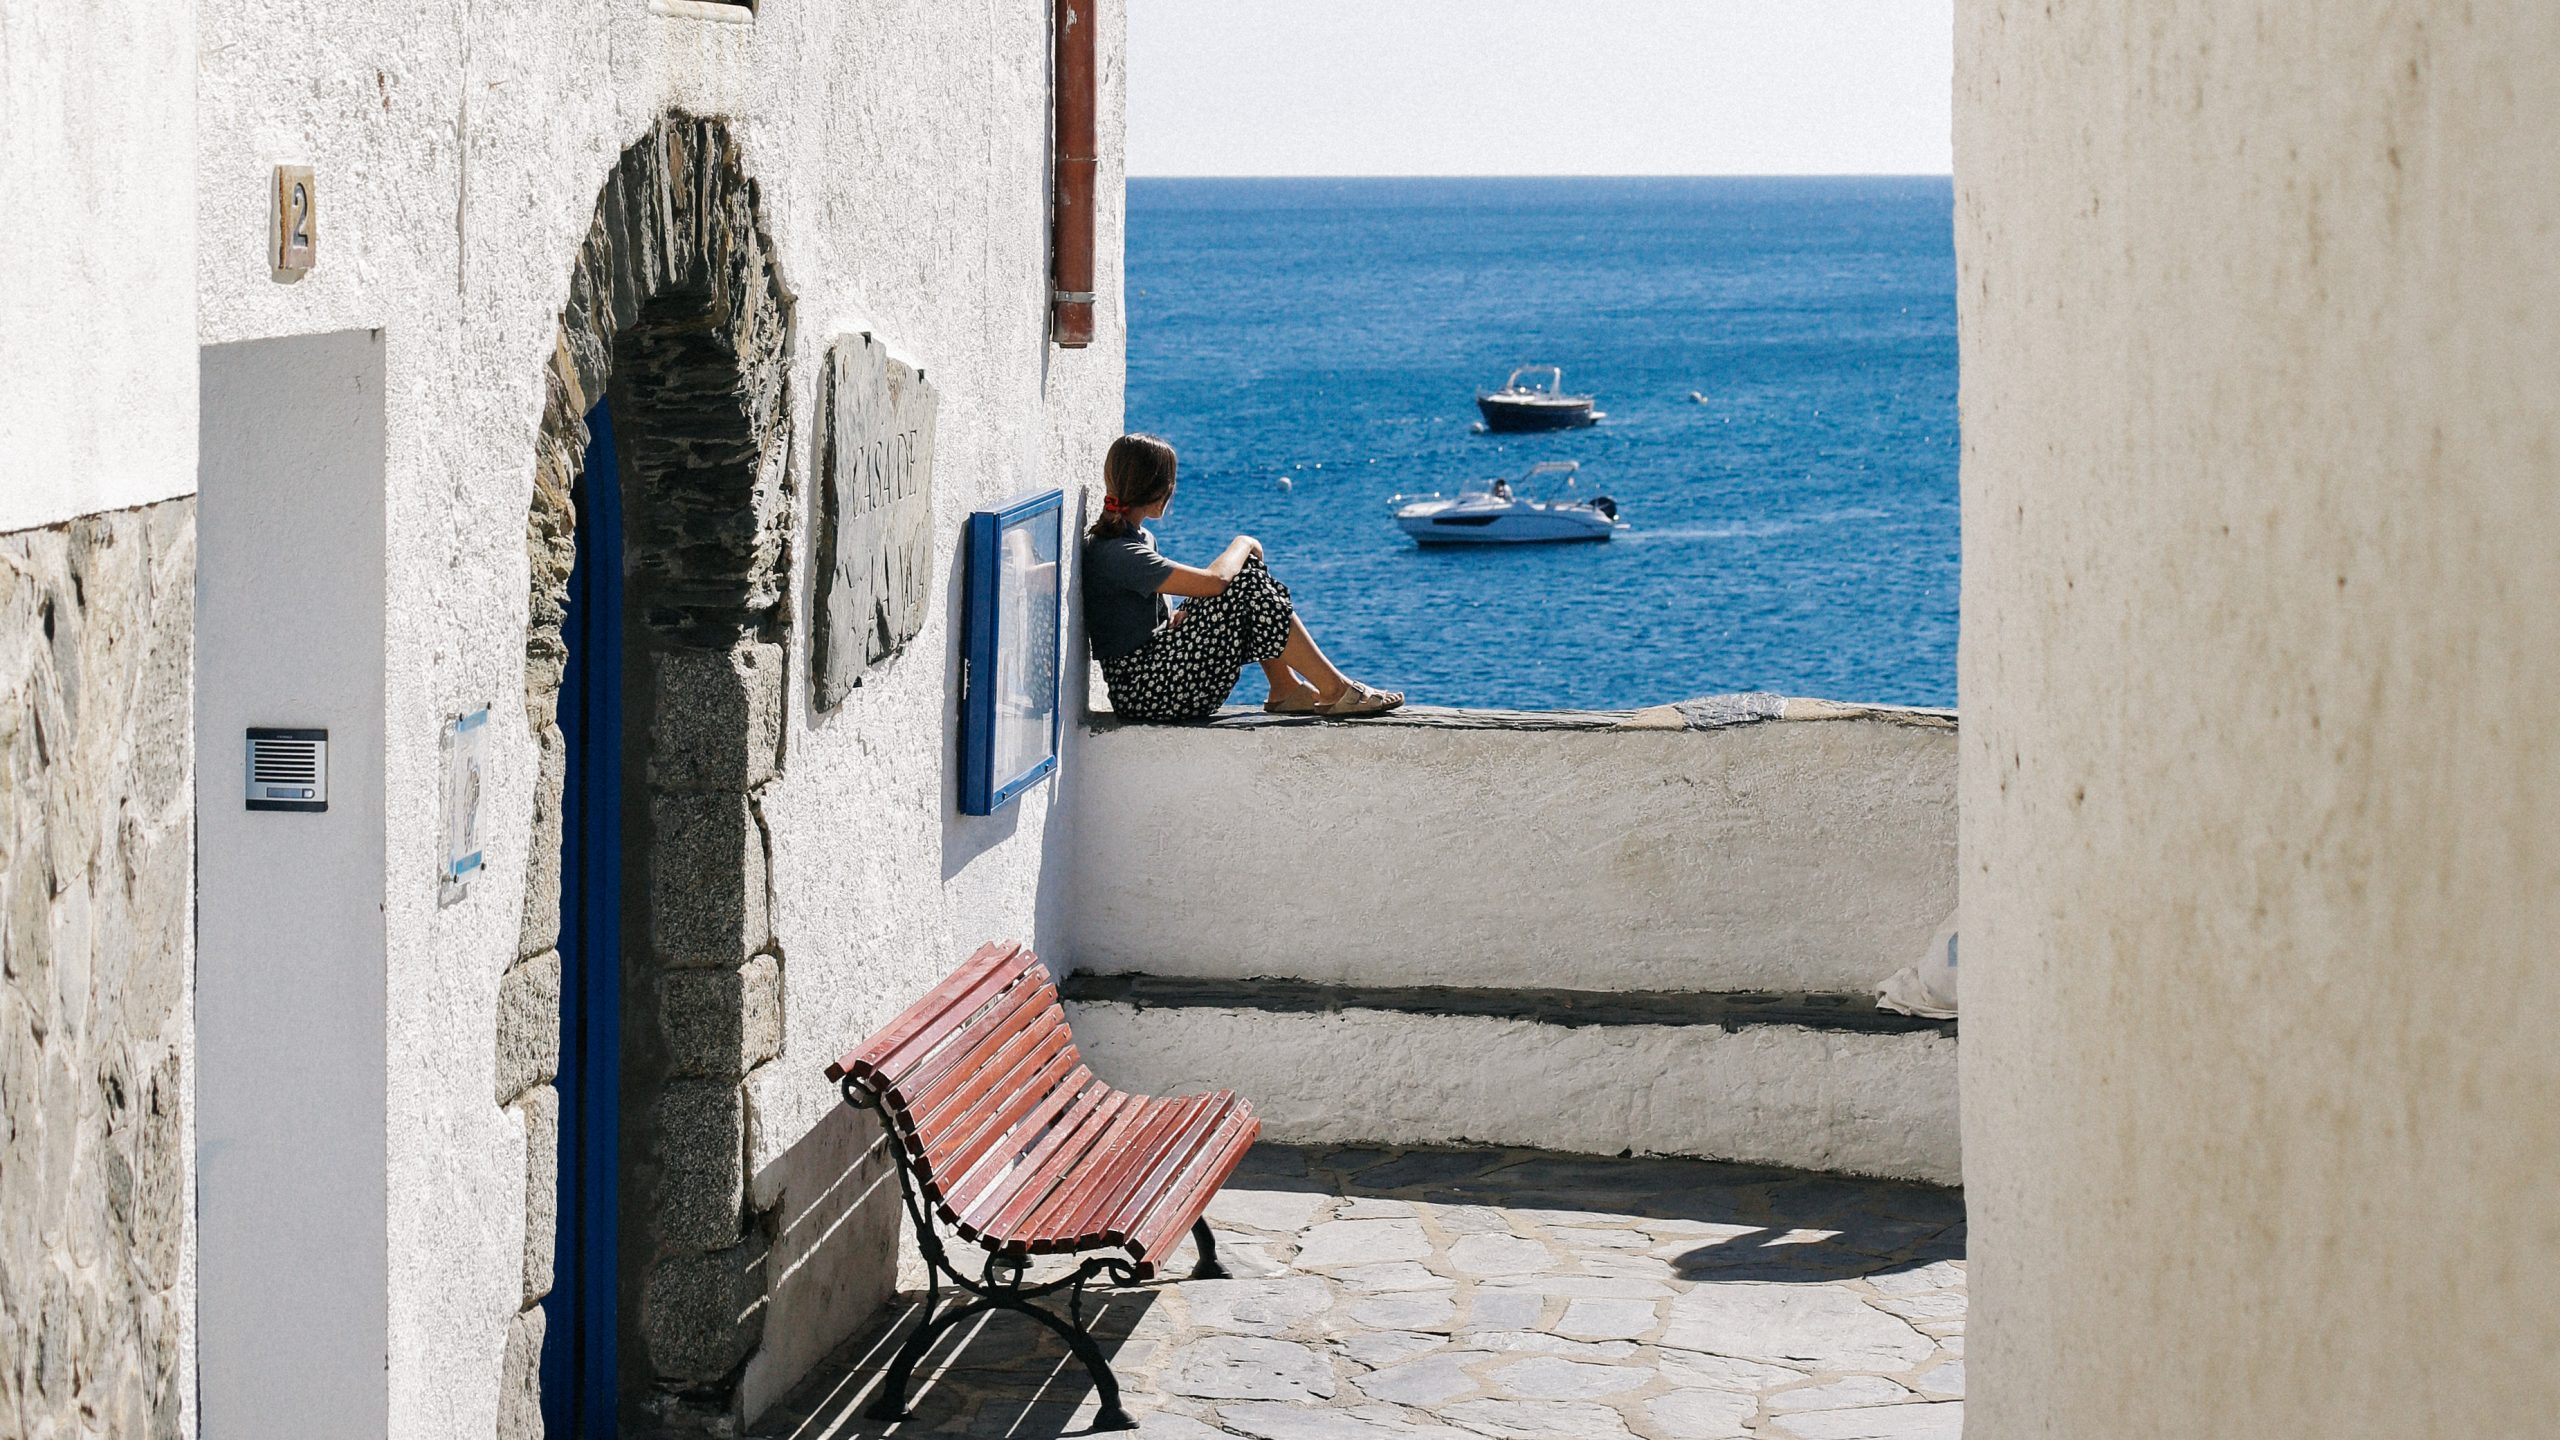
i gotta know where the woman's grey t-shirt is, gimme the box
[1084,527,1176,661]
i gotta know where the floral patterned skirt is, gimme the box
[1099,554,1296,722]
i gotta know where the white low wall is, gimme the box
[1068,998,1962,1185]
[1067,703,1958,995]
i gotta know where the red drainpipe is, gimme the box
[1052,0,1097,348]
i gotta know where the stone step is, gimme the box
[1061,974,1960,1187]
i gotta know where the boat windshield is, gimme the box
[1503,365,1565,395]
[1460,462,1582,502]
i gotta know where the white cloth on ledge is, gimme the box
[1877,911,1959,1019]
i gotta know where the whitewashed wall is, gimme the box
[1957,2,2560,1435]
[1069,709,1958,995]
[191,1,1125,1431]
[0,0,196,531]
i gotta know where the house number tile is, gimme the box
[273,165,317,272]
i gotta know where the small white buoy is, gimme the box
[1276,476,1293,492]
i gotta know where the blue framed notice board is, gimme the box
[959,489,1064,815]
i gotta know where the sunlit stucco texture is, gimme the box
[1956,3,2560,1435]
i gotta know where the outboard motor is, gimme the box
[1592,495,1619,521]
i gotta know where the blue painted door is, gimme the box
[541,399,624,1438]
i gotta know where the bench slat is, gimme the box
[945,1065,1098,1235]
[1041,1093,1214,1253]
[828,940,1023,1083]
[1101,1093,1237,1246]
[904,992,1066,1163]
[1019,1095,1170,1251]
[834,943,1258,1278]
[922,1026,1077,1185]
[968,1083,1132,1244]
[953,1070,1102,1217]
[1100,1091,1228,1250]
[889,978,1059,1126]
[1127,1107,1259,1272]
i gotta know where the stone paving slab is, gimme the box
[753,1144,1964,1440]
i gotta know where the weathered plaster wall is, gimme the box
[0,0,197,532]
[0,505,195,1439]
[189,0,1126,1432]
[1956,3,2560,1435]
[1070,710,1957,995]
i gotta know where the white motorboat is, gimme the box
[1390,461,1626,545]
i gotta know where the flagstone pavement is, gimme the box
[755,1144,1965,1440]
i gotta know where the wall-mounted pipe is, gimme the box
[1052,0,1097,347]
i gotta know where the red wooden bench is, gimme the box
[827,941,1260,1430]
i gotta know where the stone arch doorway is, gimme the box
[498,112,795,1439]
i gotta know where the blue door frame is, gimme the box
[541,399,624,1437]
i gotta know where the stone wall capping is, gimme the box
[1080,693,1959,736]
[650,0,759,24]
[1061,972,1959,1039]
[1069,995,1961,1184]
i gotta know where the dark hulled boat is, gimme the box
[1475,365,1602,432]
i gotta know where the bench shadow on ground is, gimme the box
[753,1282,1164,1439]
[753,1142,1964,1438]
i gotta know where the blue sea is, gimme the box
[1126,176,1958,712]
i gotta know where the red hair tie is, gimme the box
[1102,495,1130,513]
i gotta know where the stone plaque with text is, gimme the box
[813,332,938,708]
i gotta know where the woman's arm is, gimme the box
[1158,535,1262,598]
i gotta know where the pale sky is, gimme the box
[1127,0,1954,177]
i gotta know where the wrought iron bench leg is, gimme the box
[852,1095,1138,1428]
[1030,1279,1136,1432]
[1190,1217,1230,1279]
[845,1078,1194,1432]
[866,1289,984,1423]
[869,1283,1138,1429]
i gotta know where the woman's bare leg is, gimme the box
[1273,616,1354,701]
[1258,656,1317,705]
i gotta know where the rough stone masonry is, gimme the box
[0,500,195,1440]
[510,112,798,1440]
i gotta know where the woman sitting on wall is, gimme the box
[1085,433,1405,722]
